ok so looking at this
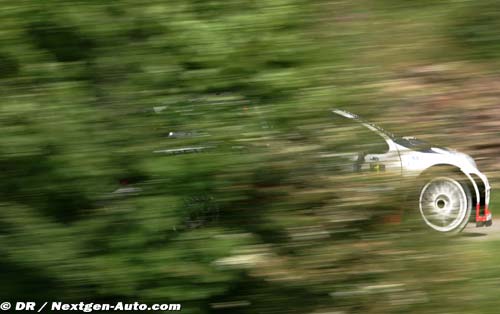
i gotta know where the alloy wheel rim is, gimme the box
[419,177,468,232]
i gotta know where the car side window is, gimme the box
[325,116,389,154]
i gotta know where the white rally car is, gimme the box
[332,109,492,233]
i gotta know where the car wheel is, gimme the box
[418,175,472,234]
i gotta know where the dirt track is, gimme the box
[461,219,500,241]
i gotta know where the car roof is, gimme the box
[331,108,395,139]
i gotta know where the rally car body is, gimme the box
[332,109,492,232]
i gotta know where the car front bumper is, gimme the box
[472,172,492,227]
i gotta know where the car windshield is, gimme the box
[328,114,390,154]
[393,136,433,152]
[332,110,436,152]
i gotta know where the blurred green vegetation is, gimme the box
[450,0,500,60]
[0,1,499,314]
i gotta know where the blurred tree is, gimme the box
[0,1,488,314]
[449,1,500,60]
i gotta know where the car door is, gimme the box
[356,122,402,176]
[329,110,402,176]
[318,112,403,201]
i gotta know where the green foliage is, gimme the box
[0,1,496,314]
[449,1,500,60]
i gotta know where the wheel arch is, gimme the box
[417,164,480,212]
